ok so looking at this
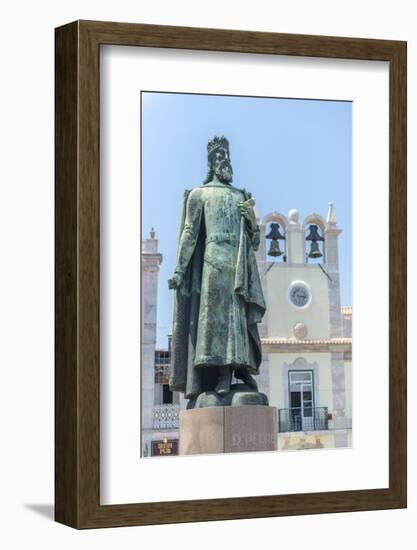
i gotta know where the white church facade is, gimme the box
[256,204,352,450]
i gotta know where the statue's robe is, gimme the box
[169,181,266,399]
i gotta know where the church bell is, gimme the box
[266,223,285,241]
[267,239,283,257]
[308,240,323,259]
[306,224,324,259]
[266,223,286,258]
[305,224,324,242]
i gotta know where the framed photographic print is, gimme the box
[55,20,406,528]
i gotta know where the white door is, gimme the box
[289,371,314,431]
[300,382,314,430]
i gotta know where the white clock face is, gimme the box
[289,283,311,308]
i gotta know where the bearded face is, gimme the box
[212,147,233,183]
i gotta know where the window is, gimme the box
[162,384,173,405]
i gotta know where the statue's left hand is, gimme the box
[238,198,257,229]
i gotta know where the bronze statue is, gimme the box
[168,136,266,407]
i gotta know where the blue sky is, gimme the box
[141,92,352,348]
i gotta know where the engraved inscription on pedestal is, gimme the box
[224,406,277,453]
[180,405,277,455]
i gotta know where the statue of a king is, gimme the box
[168,136,266,406]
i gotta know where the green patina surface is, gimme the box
[168,137,266,406]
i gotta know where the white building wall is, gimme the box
[266,264,330,340]
[344,359,352,421]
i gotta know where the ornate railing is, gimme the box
[278,407,328,432]
[153,405,179,430]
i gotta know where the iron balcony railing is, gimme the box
[153,404,179,430]
[278,407,329,432]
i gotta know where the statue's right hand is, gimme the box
[168,272,184,290]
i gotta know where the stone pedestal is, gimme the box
[179,406,277,455]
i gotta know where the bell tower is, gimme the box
[260,203,351,450]
[141,228,163,456]
[263,206,334,340]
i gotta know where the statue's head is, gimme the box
[204,136,233,184]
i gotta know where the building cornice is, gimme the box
[261,337,352,353]
[142,253,163,271]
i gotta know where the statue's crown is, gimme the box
[207,136,229,158]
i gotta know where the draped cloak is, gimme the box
[169,184,266,399]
